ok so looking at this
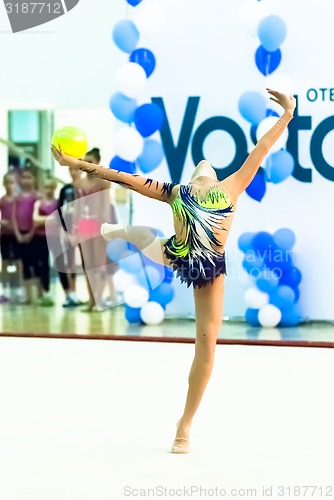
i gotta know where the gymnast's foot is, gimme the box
[171,418,191,454]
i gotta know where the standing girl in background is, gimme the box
[12,168,39,304]
[75,147,115,311]
[104,177,120,308]
[57,166,83,307]
[0,172,21,302]
[33,178,59,306]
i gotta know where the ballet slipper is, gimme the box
[171,419,191,454]
[100,222,124,241]
[171,437,191,454]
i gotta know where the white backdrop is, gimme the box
[127,0,334,321]
[1,0,334,319]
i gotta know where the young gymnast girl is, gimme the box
[0,172,20,302]
[52,89,296,453]
[12,168,40,304]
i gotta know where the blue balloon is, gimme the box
[109,156,136,174]
[266,109,279,118]
[279,267,302,288]
[130,48,156,77]
[106,238,129,261]
[246,168,266,201]
[137,139,164,173]
[163,267,174,283]
[125,305,142,323]
[112,20,140,53]
[109,92,137,123]
[238,91,267,125]
[126,0,142,5]
[245,308,260,327]
[141,259,174,285]
[258,15,287,52]
[137,265,164,290]
[264,248,292,275]
[273,228,296,251]
[256,269,279,293]
[279,305,301,327]
[255,46,281,76]
[134,103,164,137]
[292,286,300,303]
[149,282,175,306]
[270,285,295,310]
[119,251,143,274]
[252,232,274,255]
[265,150,295,183]
[242,251,264,276]
[238,232,255,253]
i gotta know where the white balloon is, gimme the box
[238,0,269,37]
[124,285,149,308]
[115,62,147,98]
[114,127,144,162]
[256,117,289,153]
[140,301,165,325]
[244,287,269,309]
[258,304,282,328]
[113,269,136,292]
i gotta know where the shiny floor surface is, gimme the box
[1,299,334,345]
[1,279,333,345]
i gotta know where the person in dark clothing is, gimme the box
[56,166,82,307]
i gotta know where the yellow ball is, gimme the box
[52,126,88,159]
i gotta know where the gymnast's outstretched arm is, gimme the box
[222,89,296,199]
[51,146,179,204]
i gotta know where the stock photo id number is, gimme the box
[3,0,80,32]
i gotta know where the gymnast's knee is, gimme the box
[195,327,220,356]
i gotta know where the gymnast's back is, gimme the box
[168,180,237,252]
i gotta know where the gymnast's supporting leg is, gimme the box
[172,274,225,453]
[101,223,170,267]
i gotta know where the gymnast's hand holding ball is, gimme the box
[51,143,78,168]
[51,125,88,168]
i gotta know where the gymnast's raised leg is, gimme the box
[101,222,171,268]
